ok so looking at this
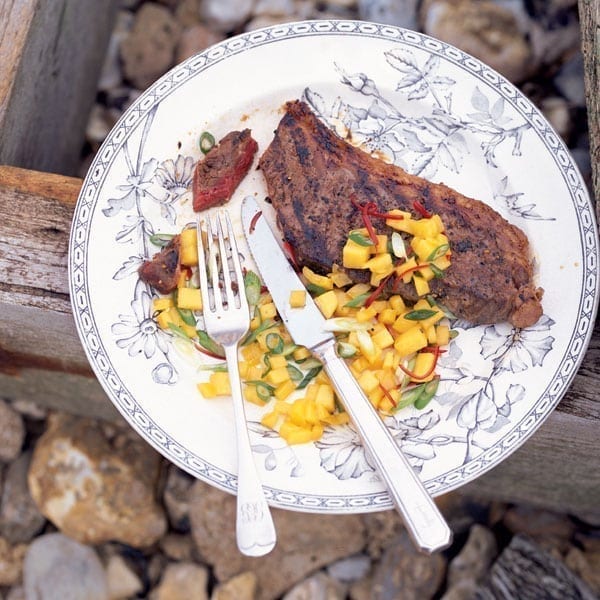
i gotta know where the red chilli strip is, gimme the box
[282,241,300,272]
[363,201,405,221]
[365,273,394,308]
[249,210,262,234]
[412,200,432,219]
[398,347,442,381]
[378,383,397,407]
[350,197,379,245]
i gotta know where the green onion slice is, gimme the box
[348,230,374,246]
[199,131,215,154]
[306,283,329,296]
[344,293,369,308]
[196,329,225,357]
[286,364,304,382]
[337,341,358,358]
[176,308,197,327]
[168,322,191,340]
[244,270,261,306]
[266,333,284,354]
[241,319,277,345]
[149,233,175,247]
[426,243,450,262]
[296,366,323,390]
[322,318,371,332]
[245,380,275,402]
[414,377,439,409]
[404,309,438,321]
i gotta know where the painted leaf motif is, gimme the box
[385,48,419,74]
[457,387,498,430]
[471,87,490,112]
[114,255,144,280]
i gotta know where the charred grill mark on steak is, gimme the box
[259,100,543,328]
[192,129,258,212]
[138,235,182,295]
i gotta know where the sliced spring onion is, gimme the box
[266,332,284,354]
[243,270,261,306]
[149,233,175,247]
[348,230,374,246]
[426,243,450,262]
[356,329,376,357]
[322,318,371,333]
[344,293,369,308]
[286,364,304,382]
[241,319,277,345]
[306,282,329,296]
[337,341,358,358]
[294,357,321,370]
[414,377,439,409]
[404,309,438,321]
[197,363,228,372]
[429,263,446,279]
[245,380,275,402]
[296,366,323,390]
[196,329,225,357]
[391,232,407,259]
[261,354,272,377]
[280,343,299,357]
[199,131,215,154]
[176,307,197,327]
[168,322,191,340]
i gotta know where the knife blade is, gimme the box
[241,196,452,554]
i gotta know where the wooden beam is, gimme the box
[0,167,598,512]
[0,0,117,176]
[579,0,600,212]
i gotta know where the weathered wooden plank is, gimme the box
[0,0,117,175]
[578,0,600,211]
[0,168,598,513]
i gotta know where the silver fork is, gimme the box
[196,211,277,557]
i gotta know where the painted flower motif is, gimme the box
[480,315,555,373]
[111,281,169,359]
[337,68,379,97]
[103,158,169,217]
[154,155,195,197]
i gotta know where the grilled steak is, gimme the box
[139,235,181,294]
[259,100,543,328]
[192,129,258,211]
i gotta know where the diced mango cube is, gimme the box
[365,253,393,273]
[411,351,436,382]
[347,283,371,298]
[378,308,397,325]
[153,297,174,312]
[241,343,262,364]
[342,240,371,268]
[274,379,296,401]
[315,384,335,412]
[371,327,394,349]
[314,290,338,319]
[413,276,430,297]
[293,347,311,362]
[302,266,333,290]
[180,228,199,266]
[267,354,287,369]
[289,290,307,308]
[385,210,413,233]
[411,217,441,238]
[197,382,217,398]
[177,287,203,311]
[259,302,277,321]
[243,384,265,406]
[435,324,450,346]
[261,410,280,430]
[329,264,353,287]
[266,366,290,386]
[394,327,428,357]
[389,295,406,312]
[357,370,380,394]
[209,371,231,396]
[356,305,377,323]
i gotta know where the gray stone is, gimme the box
[120,3,182,89]
[189,479,365,600]
[160,533,195,562]
[540,96,572,141]
[23,533,109,600]
[0,452,46,544]
[98,10,134,92]
[554,53,587,107]
[0,399,25,463]
[327,553,371,583]
[370,530,446,600]
[106,554,144,600]
[28,413,167,548]
[447,524,497,587]
[176,24,225,63]
[0,536,28,586]
[5,586,25,600]
[212,571,258,600]
[282,571,347,600]
[163,464,195,532]
[199,0,255,32]
[441,579,479,600]
[358,0,419,30]
[565,546,600,597]
[149,562,209,600]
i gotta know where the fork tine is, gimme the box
[206,217,222,312]
[215,213,237,310]
[222,211,249,314]
[196,218,211,313]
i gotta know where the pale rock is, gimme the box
[120,3,182,89]
[529,18,581,70]
[348,575,374,600]
[9,398,47,421]
[440,578,479,600]
[370,530,446,599]
[189,479,365,600]
[282,571,347,600]
[150,562,209,600]
[212,571,258,600]
[6,586,25,600]
[358,0,419,30]
[447,524,497,587]
[361,509,404,559]
[23,533,108,599]
[163,464,194,532]
[86,104,115,145]
[422,0,533,83]
[327,553,371,583]
[0,399,25,463]
[565,546,600,596]
[160,533,195,561]
[28,413,167,547]
[245,14,296,31]
[199,0,255,32]
[254,0,296,17]
[175,0,204,28]
[98,10,134,92]
[540,96,571,141]
[554,53,587,107]
[147,552,169,588]
[176,23,225,63]
[0,452,46,544]
[0,536,27,586]
[106,554,144,600]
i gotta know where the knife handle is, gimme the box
[313,341,452,554]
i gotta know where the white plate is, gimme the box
[69,20,599,513]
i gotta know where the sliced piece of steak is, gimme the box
[259,100,543,328]
[139,235,182,295]
[192,129,258,212]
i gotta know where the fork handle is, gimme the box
[224,344,277,557]
[312,340,452,554]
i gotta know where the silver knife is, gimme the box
[241,196,452,554]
